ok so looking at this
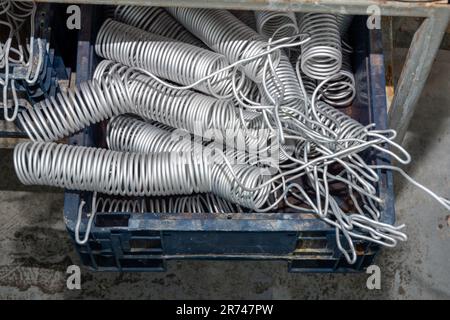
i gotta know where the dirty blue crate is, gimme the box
[63,8,394,273]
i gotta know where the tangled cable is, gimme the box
[1,0,44,121]
[14,6,450,264]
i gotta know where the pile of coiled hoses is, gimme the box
[13,6,450,262]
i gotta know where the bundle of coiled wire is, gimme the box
[166,7,281,83]
[106,114,273,210]
[113,5,205,47]
[95,18,242,99]
[92,193,242,215]
[13,6,450,264]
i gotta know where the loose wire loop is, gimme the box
[297,13,342,80]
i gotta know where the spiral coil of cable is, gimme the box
[113,5,205,47]
[319,64,355,108]
[297,13,342,80]
[17,73,131,141]
[166,7,280,83]
[106,114,194,154]
[255,11,298,41]
[106,115,273,210]
[96,60,270,152]
[14,141,212,196]
[95,196,147,213]
[95,18,237,98]
[253,12,304,111]
[94,193,242,214]
[231,10,257,31]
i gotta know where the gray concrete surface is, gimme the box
[0,50,449,300]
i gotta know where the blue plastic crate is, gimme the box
[63,8,394,273]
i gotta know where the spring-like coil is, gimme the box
[113,5,205,48]
[319,64,355,108]
[255,11,298,41]
[299,71,317,96]
[257,50,304,112]
[231,10,257,31]
[144,194,238,214]
[95,18,236,98]
[166,7,280,83]
[96,59,238,136]
[210,161,271,210]
[251,12,304,112]
[106,115,272,209]
[106,114,195,154]
[312,101,367,150]
[14,141,211,196]
[297,13,342,80]
[94,193,242,214]
[336,14,353,39]
[97,60,269,152]
[17,73,130,141]
[128,70,237,134]
[95,196,147,213]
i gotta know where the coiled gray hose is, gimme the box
[106,115,272,209]
[231,10,257,31]
[255,11,298,41]
[297,13,342,80]
[17,73,131,141]
[93,193,242,214]
[14,141,211,196]
[166,7,280,82]
[113,5,205,47]
[95,18,237,98]
[253,11,304,111]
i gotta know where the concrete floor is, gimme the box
[0,51,449,299]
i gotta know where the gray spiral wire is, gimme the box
[166,7,281,83]
[253,12,305,112]
[319,52,355,108]
[318,14,355,107]
[231,10,257,31]
[106,115,272,210]
[17,70,131,141]
[336,14,353,40]
[14,141,211,197]
[113,5,205,47]
[95,196,147,213]
[95,18,237,98]
[97,60,268,152]
[93,193,242,214]
[297,13,342,80]
[255,11,298,41]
